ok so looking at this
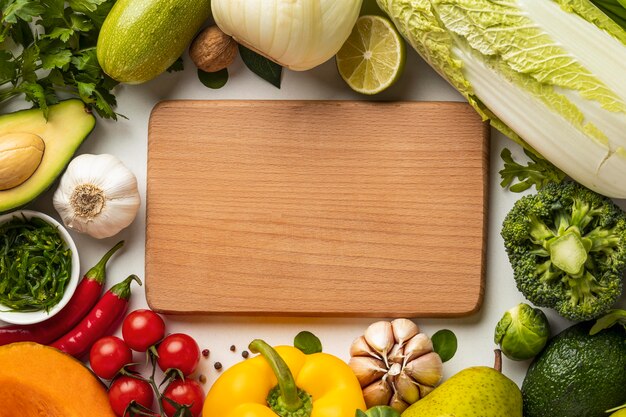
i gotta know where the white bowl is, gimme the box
[0,210,80,325]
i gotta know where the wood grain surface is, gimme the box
[146,100,489,317]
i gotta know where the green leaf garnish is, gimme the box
[167,57,184,73]
[355,406,401,417]
[499,148,566,192]
[239,45,282,88]
[198,68,229,89]
[294,331,322,355]
[590,309,626,335]
[431,329,458,363]
[0,0,119,119]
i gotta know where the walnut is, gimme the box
[189,26,238,73]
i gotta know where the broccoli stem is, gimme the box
[549,232,588,275]
[567,272,603,309]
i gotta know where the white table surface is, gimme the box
[17,43,626,391]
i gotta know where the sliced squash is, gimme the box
[0,342,115,417]
[0,100,96,213]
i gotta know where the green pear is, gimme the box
[401,360,522,417]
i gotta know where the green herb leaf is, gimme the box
[239,44,282,88]
[355,406,401,417]
[499,148,566,192]
[91,86,118,119]
[0,51,17,81]
[0,0,119,118]
[431,329,458,363]
[167,57,184,73]
[9,18,35,46]
[294,331,323,354]
[198,68,229,89]
[590,309,626,335]
[40,0,66,20]
[44,26,74,42]
[71,48,101,78]
[68,0,106,13]
[20,44,40,83]
[17,81,48,115]
[41,48,72,69]
[69,13,93,32]
[2,0,45,23]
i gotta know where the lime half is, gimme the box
[337,15,406,95]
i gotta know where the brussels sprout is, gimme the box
[494,303,550,361]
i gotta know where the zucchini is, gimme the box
[97,0,212,84]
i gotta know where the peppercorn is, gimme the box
[230,345,236,352]
[214,362,222,370]
[242,350,249,359]
[202,349,210,358]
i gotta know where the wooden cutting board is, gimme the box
[146,100,489,317]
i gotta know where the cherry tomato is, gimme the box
[161,379,205,417]
[90,336,133,380]
[108,376,154,417]
[122,309,166,352]
[156,333,200,376]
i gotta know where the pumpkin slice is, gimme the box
[0,342,115,417]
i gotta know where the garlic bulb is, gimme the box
[53,154,140,239]
[211,0,362,71]
[349,319,443,413]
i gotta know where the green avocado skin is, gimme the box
[522,322,626,417]
[0,100,95,213]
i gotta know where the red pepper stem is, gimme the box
[84,241,125,283]
[110,275,142,300]
[249,339,302,412]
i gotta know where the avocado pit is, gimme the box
[0,133,45,191]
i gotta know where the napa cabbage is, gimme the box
[377,0,626,197]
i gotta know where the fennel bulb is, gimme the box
[377,0,626,198]
[211,0,362,71]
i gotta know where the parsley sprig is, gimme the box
[499,148,566,192]
[0,0,119,119]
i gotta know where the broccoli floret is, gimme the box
[502,182,626,321]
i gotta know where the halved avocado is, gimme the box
[0,100,96,213]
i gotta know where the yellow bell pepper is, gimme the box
[203,339,366,417]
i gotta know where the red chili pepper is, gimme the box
[0,241,124,346]
[51,274,141,358]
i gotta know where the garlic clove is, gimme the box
[350,335,382,359]
[348,356,387,388]
[387,362,402,377]
[417,383,435,398]
[404,352,443,387]
[362,379,392,409]
[395,371,420,404]
[391,319,419,346]
[389,391,410,413]
[388,343,404,364]
[404,333,434,363]
[364,321,395,359]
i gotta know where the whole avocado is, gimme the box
[522,321,626,417]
